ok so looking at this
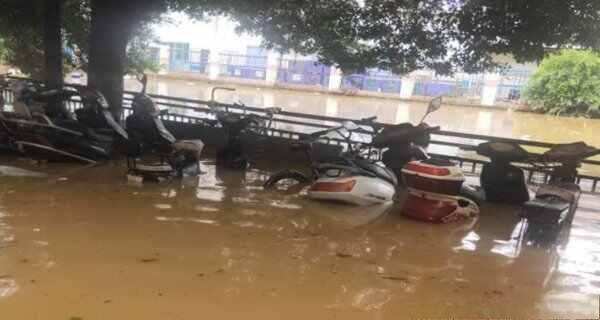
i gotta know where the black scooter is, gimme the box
[125,74,204,182]
[209,87,279,170]
[0,79,128,164]
[473,141,531,205]
[372,97,442,181]
[520,142,600,246]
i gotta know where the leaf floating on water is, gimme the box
[0,166,47,178]
[336,252,353,258]
[139,258,158,263]
[380,275,409,282]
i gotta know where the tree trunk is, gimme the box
[87,0,136,119]
[43,0,63,88]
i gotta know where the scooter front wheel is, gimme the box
[264,170,310,192]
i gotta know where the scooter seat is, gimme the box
[524,198,570,213]
[522,197,570,226]
[354,158,398,186]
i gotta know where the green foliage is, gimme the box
[3,0,600,77]
[524,50,600,118]
[222,0,600,74]
[125,24,161,74]
[0,0,160,77]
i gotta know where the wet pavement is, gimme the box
[0,156,598,319]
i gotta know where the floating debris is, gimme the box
[335,252,353,258]
[0,166,46,178]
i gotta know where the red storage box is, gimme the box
[402,159,465,196]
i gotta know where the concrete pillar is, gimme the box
[158,45,170,75]
[207,18,222,80]
[481,73,500,106]
[265,52,280,85]
[328,67,343,91]
[399,77,415,99]
[207,49,221,80]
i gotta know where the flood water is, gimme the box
[128,77,600,146]
[0,156,599,319]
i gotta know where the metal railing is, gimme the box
[2,78,600,193]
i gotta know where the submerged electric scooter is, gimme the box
[264,119,398,206]
[384,97,479,223]
[520,142,600,246]
[125,74,204,182]
[0,79,128,163]
[208,87,279,170]
[473,141,531,205]
[373,97,443,179]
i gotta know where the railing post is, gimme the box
[265,51,280,85]
[207,50,221,80]
[400,76,415,99]
[328,67,343,91]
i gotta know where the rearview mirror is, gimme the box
[420,96,442,123]
[137,73,148,93]
[428,96,442,113]
[342,121,359,131]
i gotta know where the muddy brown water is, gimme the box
[0,155,599,319]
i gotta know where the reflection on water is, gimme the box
[0,158,598,319]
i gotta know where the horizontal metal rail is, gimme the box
[2,77,600,193]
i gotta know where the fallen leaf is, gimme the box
[381,275,409,282]
[336,252,353,258]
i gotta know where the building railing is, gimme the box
[2,80,599,193]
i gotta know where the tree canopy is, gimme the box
[0,0,160,78]
[1,0,600,114]
[524,50,600,118]
[3,0,600,76]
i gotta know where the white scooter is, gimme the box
[264,119,398,206]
